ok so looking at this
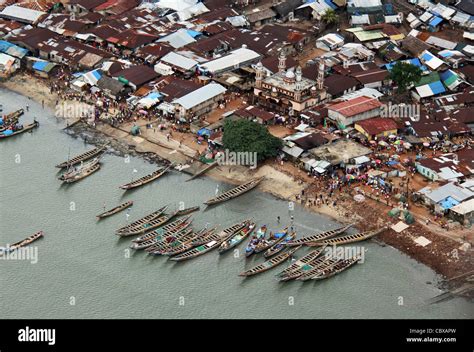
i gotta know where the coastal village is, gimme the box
[0,0,473,294]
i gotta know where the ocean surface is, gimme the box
[1,88,472,319]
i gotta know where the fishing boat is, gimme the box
[119,165,171,190]
[204,177,263,206]
[245,225,267,257]
[284,224,353,246]
[174,206,200,216]
[254,227,288,253]
[58,157,101,181]
[186,161,217,182]
[1,231,43,255]
[309,255,361,280]
[133,216,191,243]
[170,221,249,261]
[118,213,175,236]
[239,246,301,277]
[296,256,342,282]
[218,222,256,253]
[96,201,133,219]
[264,232,296,258]
[0,121,39,139]
[115,206,168,235]
[63,163,101,184]
[132,227,193,251]
[191,220,249,247]
[56,143,108,168]
[4,108,24,121]
[158,228,216,256]
[307,228,385,246]
[277,245,327,281]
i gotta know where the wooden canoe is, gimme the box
[204,177,263,206]
[5,108,24,121]
[133,216,191,243]
[59,157,101,181]
[117,213,174,236]
[147,227,201,255]
[277,246,326,281]
[56,143,108,168]
[1,231,43,255]
[245,225,267,257]
[115,206,168,235]
[307,228,385,246]
[186,161,218,182]
[239,246,301,277]
[132,227,193,251]
[296,256,341,282]
[310,255,361,281]
[191,220,249,246]
[158,228,216,256]
[119,165,171,190]
[0,121,39,139]
[96,201,133,219]
[284,224,353,246]
[254,227,288,253]
[64,163,100,183]
[175,206,200,216]
[264,232,296,258]
[218,222,256,253]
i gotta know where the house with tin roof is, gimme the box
[327,95,383,127]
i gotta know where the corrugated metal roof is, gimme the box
[160,51,198,71]
[173,83,226,110]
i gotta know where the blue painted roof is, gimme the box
[428,81,446,95]
[324,0,338,9]
[439,69,454,81]
[429,16,443,27]
[422,52,434,61]
[186,29,202,38]
[0,40,28,58]
[32,61,48,71]
[385,58,427,72]
[144,92,163,100]
[440,196,459,210]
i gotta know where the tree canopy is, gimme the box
[321,9,338,25]
[389,62,422,93]
[222,119,282,162]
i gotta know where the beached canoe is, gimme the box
[1,231,43,255]
[204,177,263,206]
[307,228,385,246]
[56,143,108,168]
[115,206,168,235]
[264,232,296,258]
[96,201,134,219]
[245,225,267,257]
[63,163,101,183]
[254,227,288,253]
[58,157,101,181]
[119,165,171,190]
[219,222,256,253]
[284,224,353,246]
[0,121,39,139]
[309,255,361,281]
[277,245,327,281]
[239,246,301,277]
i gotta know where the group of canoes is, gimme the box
[0,109,39,139]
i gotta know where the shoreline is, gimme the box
[2,74,473,297]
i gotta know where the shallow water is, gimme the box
[1,88,472,319]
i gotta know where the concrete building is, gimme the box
[327,95,382,128]
[172,83,226,120]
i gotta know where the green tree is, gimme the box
[222,119,282,162]
[321,9,338,25]
[389,61,422,93]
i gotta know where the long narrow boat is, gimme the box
[56,143,108,168]
[170,221,249,261]
[238,246,301,277]
[58,157,101,181]
[307,228,385,246]
[119,165,171,190]
[186,161,218,182]
[219,222,256,253]
[245,225,267,257]
[133,227,193,251]
[191,220,249,247]
[175,206,200,216]
[158,228,216,256]
[133,216,191,243]
[0,121,39,139]
[277,245,327,280]
[204,177,264,206]
[264,232,296,258]
[296,256,342,282]
[118,213,175,236]
[1,231,44,255]
[309,255,361,280]
[4,108,24,121]
[148,227,202,255]
[64,163,100,183]
[115,206,168,235]
[284,224,353,246]
[254,227,288,253]
[96,201,133,219]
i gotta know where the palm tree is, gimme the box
[321,9,338,25]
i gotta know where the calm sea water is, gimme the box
[0,88,472,319]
